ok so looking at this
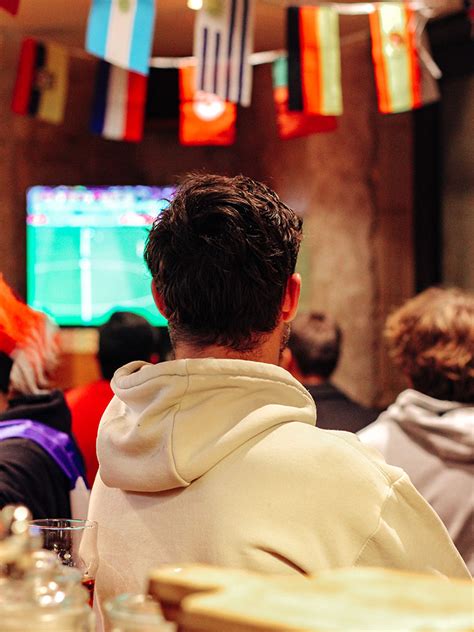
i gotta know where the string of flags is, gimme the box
[8,0,446,145]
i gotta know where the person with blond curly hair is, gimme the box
[359,286,474,573]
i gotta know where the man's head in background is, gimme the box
[98,312,155,380]
[0,275,59,406]
[283,312,342,384]
[385,287,474,403]
[144,173,303,362]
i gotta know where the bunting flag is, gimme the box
[90,60,147,142]
[11,39,69,125]
[287,6,342,116]
[146,67,180,119]
[86,0,156,75]
[0,0,20,14]
[272,57,337,140]
[194,0,255,107]
[369,3,439,113]
[179,64,236,146]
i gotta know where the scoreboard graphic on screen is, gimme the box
[27,186,173,327]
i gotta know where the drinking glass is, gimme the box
[29,519,98,607]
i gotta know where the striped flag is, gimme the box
[86,0,156,76]
[0,0,20,14]
[11,39,69,125]
[90,60,147,142]
[179,64,236,146]
[273,56,337,140]
[287,6,342,116]
[370,3,439,113]
[194,0,255,107]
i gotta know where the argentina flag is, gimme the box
[86,0,156,76]
[194,0,255,107]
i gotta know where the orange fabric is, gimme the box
[179,65,236,146]
[0,275,43,352]
[369,11,391,113]
[299,7,322,114]
[66,379,113,485]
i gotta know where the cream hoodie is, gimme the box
[86,360,470,624]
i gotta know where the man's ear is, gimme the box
[281,273,301,323]
[151,282,169,319]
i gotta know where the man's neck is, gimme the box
[174,326,285,366]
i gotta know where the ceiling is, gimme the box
[0,0,285,55]
[0,0,463,57]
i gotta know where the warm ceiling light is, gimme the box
[187,0,203,9]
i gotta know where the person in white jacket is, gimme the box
[359,287,474,573]
[86,174,469,625]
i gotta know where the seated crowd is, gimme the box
[0,174,472,627]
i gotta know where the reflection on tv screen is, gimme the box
[26,185,173,327]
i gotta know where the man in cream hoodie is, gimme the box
[86,174,469,623]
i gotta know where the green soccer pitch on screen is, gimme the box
[26,186,174,327]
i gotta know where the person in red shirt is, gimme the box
[66,312,156,485]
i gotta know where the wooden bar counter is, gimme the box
[148,564,473,632]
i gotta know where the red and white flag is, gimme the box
[90,60,147,142]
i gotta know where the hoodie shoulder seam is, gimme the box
[352,472,407,565]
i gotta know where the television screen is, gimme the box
[27,185,173,327]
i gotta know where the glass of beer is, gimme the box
[29,519,98,607]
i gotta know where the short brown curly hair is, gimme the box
[385,287,474,403]
[144,173,303,351]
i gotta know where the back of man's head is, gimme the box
[98,312,155,380]
[144,173,303,352]
[385,287,474,403]
[288,312,342,379]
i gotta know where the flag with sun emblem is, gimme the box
[179,64,236,146]
[11,38,69,124]
[369,3,439,113]
[86,0,156,75]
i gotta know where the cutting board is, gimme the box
[148,564,473,632]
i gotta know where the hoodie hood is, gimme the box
[1,389,72,434]
[97,358,316,492]
[380,389,474,463]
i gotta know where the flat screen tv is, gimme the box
[26,185,174,327]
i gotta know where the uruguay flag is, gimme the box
[90,60,148,142]
[86,0,156,76]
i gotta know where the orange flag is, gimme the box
[179,64,236,146]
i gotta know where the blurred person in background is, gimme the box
[282,311,378,432]
[66,311,155,485]
[0,275,88,519]
[359,287,474,573]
